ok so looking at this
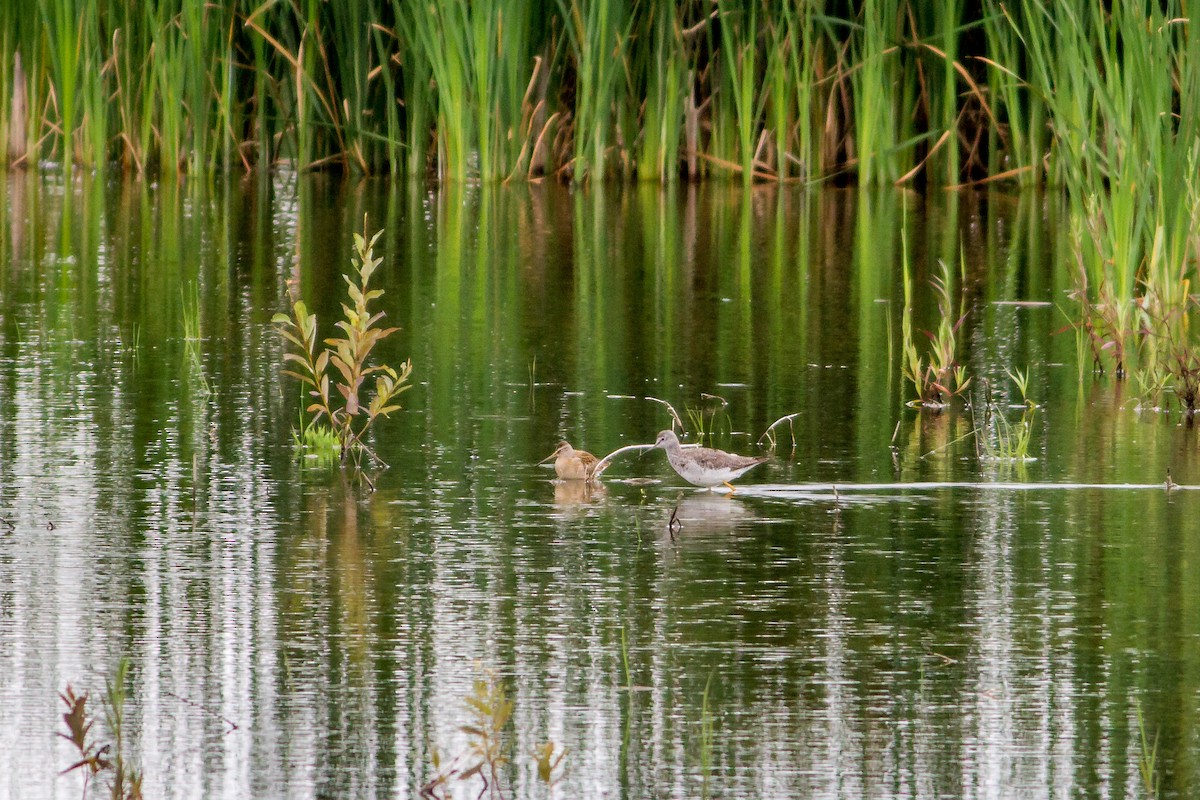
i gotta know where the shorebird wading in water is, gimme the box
[540,441,599,482]
[653,430,768,493]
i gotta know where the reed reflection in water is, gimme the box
[0,173,1195,799]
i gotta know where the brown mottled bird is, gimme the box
[540,441,599,482]
[653,430,768,492]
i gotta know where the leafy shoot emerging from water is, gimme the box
[274,219,413,470]
[977,370,1036,463]
[902,256,971,409]
[460,671,513,797]
[684,393,729,444]
[1171,347,1200,417]
[421,669,565,799]
[181,282,210,396]
[1136,698,1160,798]
[59,658,143,800]
[291,408,342,464]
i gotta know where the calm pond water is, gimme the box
[1,172,1198,799]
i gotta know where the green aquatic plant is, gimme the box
[1135,699,1160,799]
[274,220,413,470]
[977,370,1036,463]
[422,669,565,800]
[181,281,210,396]
[684,393,729,445]
[556,0,631,181]
[1166,345,1200,418]
[59,657,144,800]
[1126,280,1200,413]
[530,740,567,790]
[291,409,341,465]
[901,248,971,409]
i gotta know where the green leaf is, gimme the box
[281,369,315,387]
[329,355,354,386]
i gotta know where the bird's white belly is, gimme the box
[671,456,736,487]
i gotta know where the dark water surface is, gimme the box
[1,173,1198,799]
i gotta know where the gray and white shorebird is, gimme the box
[653,430,769,492]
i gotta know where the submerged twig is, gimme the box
[591,443,658,478]
[644,396,684,432]
[165,691,239,734]
[759,412,801,449]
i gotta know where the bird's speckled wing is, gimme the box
[689,446,768,471]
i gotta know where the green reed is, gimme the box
[851,0,903,186]
[1015,0,1200,381]
[716,0,759,183]
[181,281,210,396]
[0,0,1191,230]
[1135,699,1160,799]
[557,0,629,182]
[633,3,685,183]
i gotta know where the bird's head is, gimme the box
[538,441,572,464]
[653,430,678,450]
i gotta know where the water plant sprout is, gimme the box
[901,242,971,409]
[274,218,412,473]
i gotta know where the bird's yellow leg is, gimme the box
[724,481,736,494]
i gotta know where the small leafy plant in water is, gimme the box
[1118,283,1200,413]
[181,281,211,396]
[1171,346,1200,418]
[1136,698,1160,799]
[291,409,342,465]
[901,246,971,409]
[59,657,143,800]
[977,369,1037,463]
[274,219,413,471]
[684,393,729,444]
[421,668,566,799]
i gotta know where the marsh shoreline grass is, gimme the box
[0,1,1191,188]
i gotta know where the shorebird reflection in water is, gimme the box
[539,441,599,482]
[653,429,768,493]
